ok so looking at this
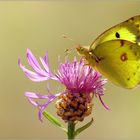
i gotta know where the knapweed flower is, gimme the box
[18,49,109,122]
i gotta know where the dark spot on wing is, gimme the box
[133,72,136,76]
[120,40,124,46]
[127,77,130,81]
[137,66,140,69]
[130,17,134,22]
[115,32,120,38]
[129,45,133,50]
[120,53,128,61]
[137,30,140,34]
[134,52,138,56]
[136,24,140,28]
[127,17,134,23]
[137,35,140,39]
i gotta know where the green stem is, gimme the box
[67,121,75,140]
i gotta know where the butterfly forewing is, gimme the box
[90,15,140,50]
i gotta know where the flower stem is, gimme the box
[67,121,75,140]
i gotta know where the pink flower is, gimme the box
[18,49,109,121]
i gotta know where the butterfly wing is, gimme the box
[90,15,140,50]
[92,40,140,89]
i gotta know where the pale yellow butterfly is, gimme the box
[77,15,140,89]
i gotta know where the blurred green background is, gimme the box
[1,0,140,139]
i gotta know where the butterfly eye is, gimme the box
[80,47,84,51]
[76,46,85,55]
[79,47,85,54]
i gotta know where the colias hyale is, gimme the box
[77,15,140,89]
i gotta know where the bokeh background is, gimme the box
[1,0,140,139]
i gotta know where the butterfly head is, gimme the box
[76,45,89,55]
[76,45,96,67]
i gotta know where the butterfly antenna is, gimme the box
[62,35,76,43]
[62,34,81,56]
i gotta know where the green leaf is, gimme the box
[74,118,94,137]
[43,111,67,133]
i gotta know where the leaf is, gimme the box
[43,111,67,133]
[74,118,94,137]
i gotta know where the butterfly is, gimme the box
[76,15,140,89]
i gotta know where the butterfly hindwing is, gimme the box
[93,40,140,88]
